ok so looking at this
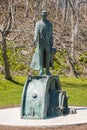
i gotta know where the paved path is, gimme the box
[0,107,87,127]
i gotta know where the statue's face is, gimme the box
[41,14,47,21]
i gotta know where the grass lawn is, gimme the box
[0,74,26,107]
[0,74,87,107]
[61,77,87,106]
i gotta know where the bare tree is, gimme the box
[0,0,86,76]
[0,0,14,80]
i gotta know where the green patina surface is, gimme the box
[21,75,68,119]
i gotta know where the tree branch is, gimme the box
[3,0,13,36]
[78,1,87,5]
[5,35,17,41]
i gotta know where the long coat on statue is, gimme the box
[30,20,53,70]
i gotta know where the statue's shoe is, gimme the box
[39,71,44,76]
[46,71,51,75]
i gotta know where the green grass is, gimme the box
[0,74,87,107]
[0,74,26,107]
[60,77,87,106]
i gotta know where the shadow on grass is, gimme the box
[10,79,24,86]
[61,81,87,88]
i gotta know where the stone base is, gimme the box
[21,75,69,119]
[0,107,87,130]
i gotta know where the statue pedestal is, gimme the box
[21,75,69,119]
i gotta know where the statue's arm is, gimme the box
[50,24,53,48]
[33,22,39,45]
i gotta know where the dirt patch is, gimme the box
[0,124,87,130]
[0,105,20,109]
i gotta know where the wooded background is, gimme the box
[0,0,87,79]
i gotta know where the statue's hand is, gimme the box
[31,41,35,48]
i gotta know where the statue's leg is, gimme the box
[39,48,44,75]
[46,47,51,75]
[39,67,44,75]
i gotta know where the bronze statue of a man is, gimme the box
[30,10,53,75]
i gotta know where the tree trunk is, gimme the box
[62,0,68,25]
[85,3,87,20]
[67,53,78,77]
[25,0,29,18]
[1,35,11,80]
[69,0,79,77]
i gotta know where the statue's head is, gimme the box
[41,10,48,21]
